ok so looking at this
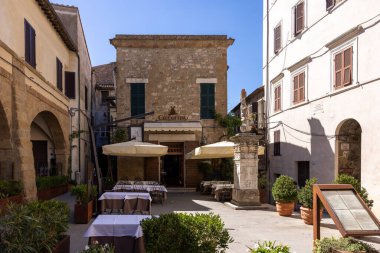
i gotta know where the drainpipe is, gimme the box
[265,0,270,202]
[76,52,81,183]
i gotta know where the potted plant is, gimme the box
[314,237,378,253]
[272,175,298,216]
[80,241,115,253]
[248,241,291,253]
[36,175,69,200]
[71,184,97,224]
[0,200,70,253]
[298,177,323,225]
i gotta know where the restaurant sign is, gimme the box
[157,106,189,121]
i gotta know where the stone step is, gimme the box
[166,187,197,193]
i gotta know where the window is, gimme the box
[24,19,36,68]
[274,85,281,112]
[334,46,352,89]
[293,71,305,104]
[294,1,305,36]
[273,130,281,156]
[56,58,62,91]
[85,86,88,110]
[130,83,145,116]
[101,90,109,104]
[65,71,75,99]
[200,83,215,119]
[274,24,282,54]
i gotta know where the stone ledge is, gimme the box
[224,201,269,210]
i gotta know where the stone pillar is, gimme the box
[230,133,263,206]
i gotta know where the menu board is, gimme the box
[322,190,379,231]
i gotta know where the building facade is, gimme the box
[92,62,116,176]
[263,0,380,213]
[111,35,234,187]
[53,4,92,184]
[0,0,80,200]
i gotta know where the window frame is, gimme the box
[200,83,216,119]
[273,130,281,156]
[101,90,109,105]
[330,38,357,92]
[64,71,76,99]
[292,1,306,37]
[291,66,307,105]
[273,83,282,113]
[24,19,36,68]
[56,58,63,91]
[130,83,146,117]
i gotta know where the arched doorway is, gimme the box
[0,102,13,180]
[30,111,66,177]
[335,119,362,181]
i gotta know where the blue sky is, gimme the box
[52,0,263,111]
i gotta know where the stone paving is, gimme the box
[56,192,380,253]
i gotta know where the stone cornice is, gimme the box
[110,35,235,48]
[270,73,284,84]
[287,56,311,72]
[325,25,364,49]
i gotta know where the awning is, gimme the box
[102,140,168,157]
[185,141,265,159]
[144,122,202,132]
[185,141,235,159]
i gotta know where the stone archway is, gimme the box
[335,119,362,181]
[0,101,14,180]
[30,111,67,177]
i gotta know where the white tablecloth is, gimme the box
[99,192,152,201]
[84,215,151,238]
[112,184,167,193]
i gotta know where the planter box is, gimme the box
[332,250,365,253]
[51,235,70,253]
[38,184,68,200]
[0,195,24,213]
[259,188,267,203]
[74,200,93,224]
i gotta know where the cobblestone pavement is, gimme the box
[56,192,380,253]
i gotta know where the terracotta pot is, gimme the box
[74,200,93,224]
[50,235,70,253]
[300,206,323,225]
[332,249,365,253]
[276,201,295,216]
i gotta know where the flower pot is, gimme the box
[332,249,365,253]
[51,235,70,253]
[74,200,93,224]
[300,206,323,225]
[276,202,295,216]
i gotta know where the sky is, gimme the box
[52,0,263,111]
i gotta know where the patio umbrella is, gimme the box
[185,141,235,159]
[102,140,168,157]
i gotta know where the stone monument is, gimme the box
[230,89,263,207]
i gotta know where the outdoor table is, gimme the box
[117,180,159,186]
[200,181,231,194]
[213,184,234,201]
[84,215,151,253]
[112,184,168,200]
[99,192,152,214]
[211,183,234,195]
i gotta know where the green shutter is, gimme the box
[131,83,145,116]
[200,84,215,119]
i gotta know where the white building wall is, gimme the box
[264,0,380,215]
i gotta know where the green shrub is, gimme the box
[141,213,233,253]
[36,175,69,190]
[0,200,69,253]
[258,173,268,190]
[314,237,378,253]
[198,162,213,180]
[272,175,298,203]
[71,184,97,204]
[0,180,22,198]
[248,241,291,253]
[334,174,374,208]
[102,177,115,191]
[298,178,317,209]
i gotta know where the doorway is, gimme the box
[160,142,184,187]
[32,140,48,176]
[297,161,310,188]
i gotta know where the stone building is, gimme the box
[110,35,234,187]
[264,0,380,214]
[53,4,92,184]
[92,62,116,175]
[0,0,81,200]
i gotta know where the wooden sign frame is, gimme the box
[313,184,380,242]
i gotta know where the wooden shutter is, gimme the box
[342,47,352,86]
[274,25,281,53]
[56,58,63,91]
[334,52,343,88]
[274,86,281,112]
[295,2,305,36]
[131,83,145,116]
[85,86,88,110]
[293,75,299,103]
[326,0,335,10]
[274,130,281,156]
[24,19,36,68]
[299,72,305,101]
[200,84,215,119]
[65,71,76,99]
